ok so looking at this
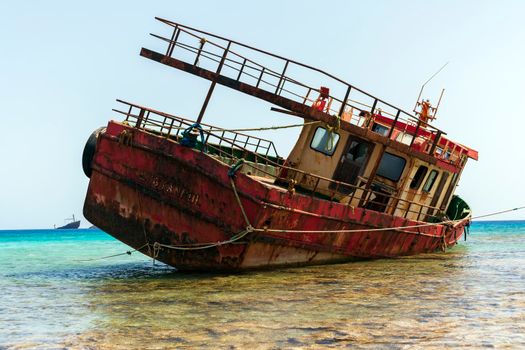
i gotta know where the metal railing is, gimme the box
[114,100,279,160]
[145,17,463,164]
[113,100,445,223]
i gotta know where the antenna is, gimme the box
[433,88,445,118]
[413,62,449,112]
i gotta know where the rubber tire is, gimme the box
[82,127,105,178]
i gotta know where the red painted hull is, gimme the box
[83,122,467,271]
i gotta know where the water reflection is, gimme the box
[62,246,517,349]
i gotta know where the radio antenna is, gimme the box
[414,61,449,112]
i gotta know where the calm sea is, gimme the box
[0,221,523,349]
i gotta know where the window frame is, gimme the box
[376,152,407,182]
[371,123,389,137]
[410,165,429,190]
[422,169,439,193]
[309,126,340,156]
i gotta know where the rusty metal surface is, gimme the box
[83,122,467,271]
[140,48,449,168]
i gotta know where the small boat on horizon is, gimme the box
[55,215,80,230]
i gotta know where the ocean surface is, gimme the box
[0,221,523,349]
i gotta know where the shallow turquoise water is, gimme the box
[0,221,524,349]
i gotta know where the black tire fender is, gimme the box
[82,127,105,178]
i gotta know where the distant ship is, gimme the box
[55,215,81,229]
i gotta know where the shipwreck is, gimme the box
[82,18,477,271]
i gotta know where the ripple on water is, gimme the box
[0,225,524,349]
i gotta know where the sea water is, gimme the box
[0,221,523,349]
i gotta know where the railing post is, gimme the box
[256,67,265,88]
[194,38,206,66]
[404,202,412,218]
[160,116,167,134]
[311,177,321,196]
[370,99,378,114]
[428,130,443,156]
[387,110,401,139]
[204,127,212,144]
[125,104,133,122]
[166,119,175,137]
[166,25,180,57]
[410,120,421,147]
[275,60,289,94]
[417,204,424,221]
[196,42,232,124]
[175,121,183,138]
[303,88,312,105]
[237,58,247,81]
[135,109,145,128]
[338,85,352,117]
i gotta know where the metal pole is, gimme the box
[338,85,352,117]
[165,25,179,57]
[237,58,246,81]
[256,67,265,88]
[194,38,206,66]
[410,120,421,147]
[429,130,442,155]
[387,110,401,139]
[370,99,378,114]
[196,42,232,124]
[275,60,289,94]
[136,109,145,128]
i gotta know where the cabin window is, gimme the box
[410,165,428,189]
[376,152,406,182]
[372,123,389,136]
[310,127,340,156]
[422,170,439,193]
[346,140,370,165]
[396,133,414,145]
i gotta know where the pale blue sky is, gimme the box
[1,1,524,229]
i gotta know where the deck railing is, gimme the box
[145,17,460,163]
[113,100,445,223]
[114,99,279,160]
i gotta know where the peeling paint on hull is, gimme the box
[83,122,466,272]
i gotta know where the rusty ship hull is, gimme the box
[83,121,467,271]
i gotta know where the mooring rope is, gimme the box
[74,243,150,262]
[79,205,525,259]
[469,206,525,221]
[152,228,253,251]
[81,163,525,259]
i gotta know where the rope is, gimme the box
[214,120,320,132]
[470,206,525,221]
[153,161,254,251]
[248,204,525,235]
[251,216,471,235]
[74,243,150,262]
[153,228,253,251]
[79,168,525,259]
[229,178,252,229]
[323,115,341,153]
[169,120,320,133]
[180,123,206,150]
